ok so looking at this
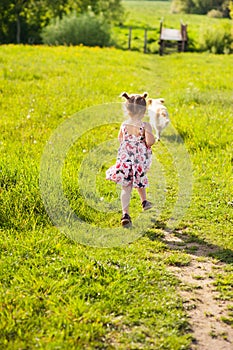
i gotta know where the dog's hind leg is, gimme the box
[156,129,161,141]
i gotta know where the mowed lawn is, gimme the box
[0,44,233,349]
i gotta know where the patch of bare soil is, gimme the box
[162,230,233,350]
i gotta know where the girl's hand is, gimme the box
[144,122,155,147]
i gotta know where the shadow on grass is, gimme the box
[144,224,233,265]
[163,134,185,144]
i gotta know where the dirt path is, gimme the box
[162,230,233,350]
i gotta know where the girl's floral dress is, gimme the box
[106,122,152,188]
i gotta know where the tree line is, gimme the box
[171,0,232,17]
[0,0,124,44]
[0,0,232,45]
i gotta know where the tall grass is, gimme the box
[0,45,233,348]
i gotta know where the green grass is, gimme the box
[113,1,232,52]
[1,229,190,349]
[0,44,233,349]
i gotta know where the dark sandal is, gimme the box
[142,200,153,211]
[121,213,132,228]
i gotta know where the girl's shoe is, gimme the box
[121,213,132,228]
[142,200,153,211]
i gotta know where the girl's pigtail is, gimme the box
[121,92,130,100]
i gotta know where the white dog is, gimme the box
[147,98,170,141]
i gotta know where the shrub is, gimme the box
[207,9,223,18]
[199,23,232,54]
[171,0,230,17]
[42,12,113,47]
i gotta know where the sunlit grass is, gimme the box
[0,44,233,348]
[115,1,232,52]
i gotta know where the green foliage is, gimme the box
[200,23,233,53]
[0,0,74,44]
[115,1,233,53]
[229,0,233,18]
[171,0,230,17]
[171,0,195,14]
[0,0,124,44]
[86,0,124,23]
[42,12,113,47]
[207,9,224,17]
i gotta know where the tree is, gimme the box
[229,0,233,18]
[85,0,124,23]
[0,0,72,44]
[229,0,233,52]
[0,0,124,44]
[171,0,231,17]
[171,0,196,14]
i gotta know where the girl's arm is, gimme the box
[118,126,123,142]
[144,122,155,147]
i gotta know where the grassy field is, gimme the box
[0,43,233,349]
[114,1,232,52]
[0,2,233,349]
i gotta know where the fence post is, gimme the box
[128,27,132,50]
[144,29,147,53]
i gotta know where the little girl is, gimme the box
[106,92,155,227]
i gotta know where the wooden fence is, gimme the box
[126,22,188,55]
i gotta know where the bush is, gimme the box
[199,23,232,54]
[207,9,223,18]
[171,0,230,17]
[42,12,113,47]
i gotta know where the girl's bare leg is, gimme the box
[121,185,132,214]
[137,187,146,203]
